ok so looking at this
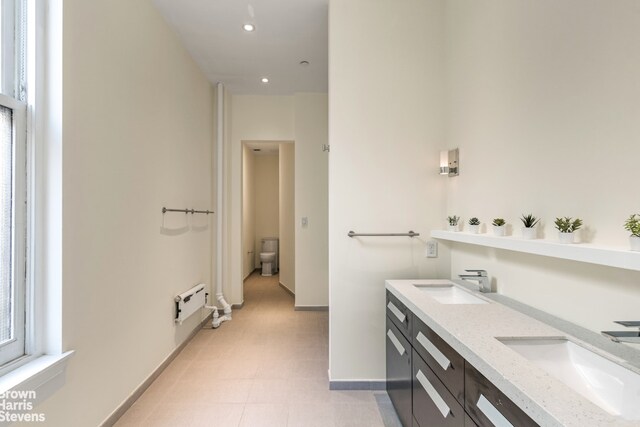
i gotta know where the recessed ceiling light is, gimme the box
[261,77,269,84]
[243,23,255,32]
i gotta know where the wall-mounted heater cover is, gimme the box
[175,284,206,325]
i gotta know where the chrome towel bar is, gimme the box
[162,207,214,215]
[348,230,420,238]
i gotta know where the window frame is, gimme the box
[0,0,30,373]
[0,92,28,370]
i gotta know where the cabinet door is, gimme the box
[413,350,465,427]
[386,316,413,427]
[386,290,412,340]
[413,314,465,404]
[465,362,539,427]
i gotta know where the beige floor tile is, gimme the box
[189,403,244,427]
[287,403,336,427]
[290,359,329,379]
[247,378,292,403]
[254,358,294,379]
[239,403,288,427]
[113,402,153,426]
[115,272,397,426]
[288,377,330,392]
[286,388,333,404]
[332,403,385,427]
[329,390,377,404]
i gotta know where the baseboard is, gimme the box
[329,380,386,390]
[100,313,213,427]
[243,268,261,281]
[232,301,244,309]
[278,282,295,297]
[294,305,328,311]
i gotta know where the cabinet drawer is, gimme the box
[386,290,412,340]
[412,314,465,404]
[465,413,479,427]
[465,362,539,427]
[386,317,413,427]
[413,350,465,427]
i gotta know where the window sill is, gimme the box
[0,351,74,405]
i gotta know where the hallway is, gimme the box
[114,273,398,426]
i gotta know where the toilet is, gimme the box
[259,238,279,276]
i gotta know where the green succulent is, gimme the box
[447,216,460,226]
[468,217,480,226]
[554,217,583,233]
[492,218,505,227]
[520,214,540,228]
[624,214,640,237]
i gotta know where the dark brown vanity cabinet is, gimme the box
[386,290,412,339]
[386,291,539,427]
[412,348,466,427]
[412,314,465,405]
[465,363,538,427]
[386,316,413,427]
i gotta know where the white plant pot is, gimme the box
[558,232,574,244]
[521,227,537,240]
[468,224,480,234]
[493,225,506,236]
[630,236,640,252]
[448,225,459,232]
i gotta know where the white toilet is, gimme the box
[259,237,279,276]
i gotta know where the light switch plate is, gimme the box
[426,240,438,258]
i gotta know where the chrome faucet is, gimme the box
[602,321,640,344]
[458,269,491,293]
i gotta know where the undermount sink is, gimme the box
[413,283,488,305]
[499,337,640,420]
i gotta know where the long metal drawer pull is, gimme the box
[477,394,514,427]
[387,301,406,323]
[416,369,450,418]
[386,329,406,356]
[416,331,451,371]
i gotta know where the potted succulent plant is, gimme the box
[468,217,481,234]
[554,217,583,244]
[447,215,461,232]
[520,214,540,240]
[492,218,506,236]
[624,214,640,251]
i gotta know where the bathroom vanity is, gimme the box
[385,280,640,427]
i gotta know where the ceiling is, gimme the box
[153,0,328,95]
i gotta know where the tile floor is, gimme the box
[114,272,401,427]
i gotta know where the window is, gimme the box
[0,0,28,370]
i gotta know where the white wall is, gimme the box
[329,0,449,381]
[228,96,294,304]
[279,143,295,293]
[36,0,215,425]
[242,146,256,278]
[294,94,329,308]
[254,153,280,265]
[228,94,328,307]
[444,0,640,335]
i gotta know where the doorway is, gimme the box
[242,141,295,299]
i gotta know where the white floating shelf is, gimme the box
[431,230,640,272]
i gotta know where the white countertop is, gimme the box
[385,279,640,427]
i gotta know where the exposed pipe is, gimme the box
[208,82,232,329]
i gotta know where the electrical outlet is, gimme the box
[426,240,438,258]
